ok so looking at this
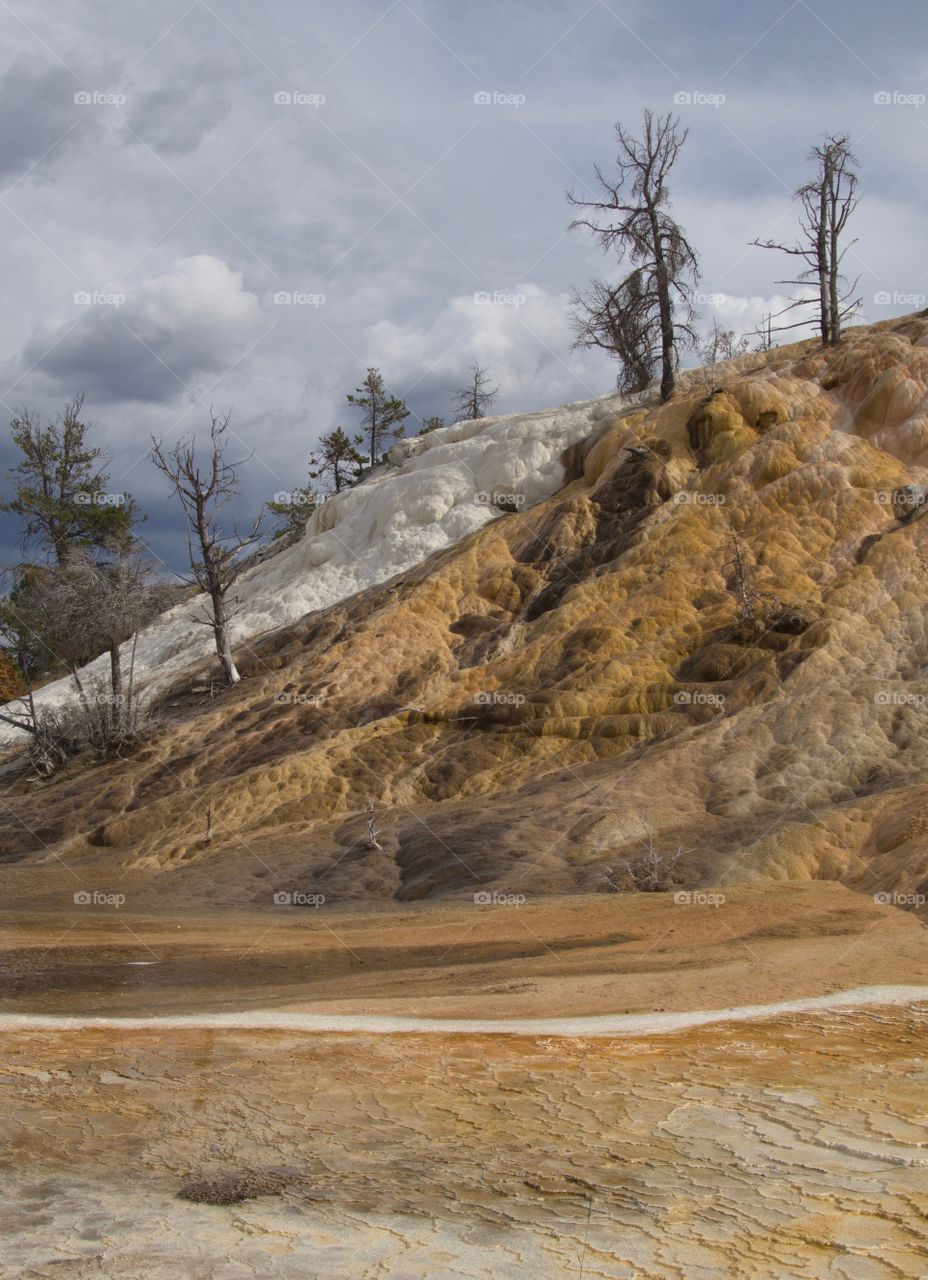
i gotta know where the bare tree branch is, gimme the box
[568,110,700,401]
[151,411,262,687]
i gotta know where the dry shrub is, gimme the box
[27,680,149,776]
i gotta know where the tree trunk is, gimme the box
[109,644,122,703]
[211,589,240,685]
[650,213,675,402]
[828,195,841,345]
[817,166,832,344]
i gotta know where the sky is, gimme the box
[0,0,925,573]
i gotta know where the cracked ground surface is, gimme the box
[2,887,927,1279]
[2,1006,927,1279]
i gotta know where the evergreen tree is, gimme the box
[309,426,365,494]
[1,393,138,564]
[266,489,317,538]
[347,368,409,466]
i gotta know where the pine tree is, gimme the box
[266,490,317,538]
[347,369,409,466]
[309,427,366,494]
[1,393,138,564]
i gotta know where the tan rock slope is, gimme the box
[5,314,928,910]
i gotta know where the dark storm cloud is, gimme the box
[0,56,94,183]
[0,0,925,573]
[21,255,263,404]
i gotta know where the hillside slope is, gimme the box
[5,314,928,909]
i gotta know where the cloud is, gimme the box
[364,284,612,417]
[693,291,820,345]
[124,56,236,156]
[0,0,925,575]
[21,255,263,404]
[0,57,95,183]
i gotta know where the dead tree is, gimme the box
[365,801,384,853]
[697,320,749,368]
[568,110,700,402]
[603,816,688,893]
[0,553,159,765]
[451,361,499,421]
[723,519,781,630]
[752,134,860,346]
[151,411,261,687]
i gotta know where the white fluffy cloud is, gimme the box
[365,283,612,415]
[0,1,924,570]
[21,255,263,403]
